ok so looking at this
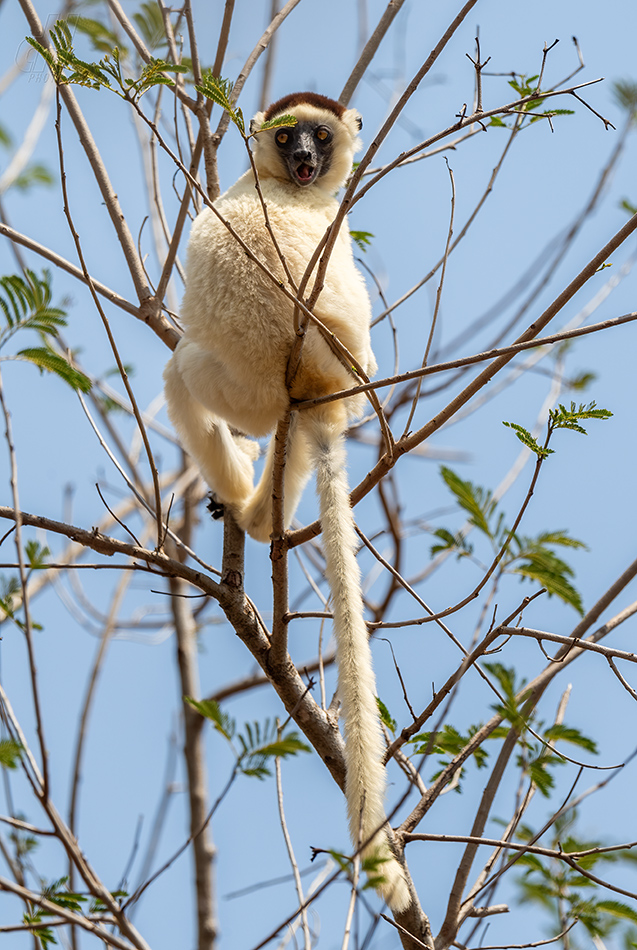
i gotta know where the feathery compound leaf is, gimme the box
[10,162,54,192]
[511,547,584,614]
[237,719,310,779]
[25,540,50,568]
[43,884,86,912]
[132,1,168,50]
[255,113,299,132]
[595,901,637,924]
[613,79,637,117]
[535,530,587,549]
[25,37,56,71]
[350,230,374,253]
[253,734,311,760]
[67,15,126,55]
[411,724,488,769]
[194,74,247,131]
[184,696,235,740]
[16,347,92,392]
[543,724,598,754]
[0,270,66,336]
[526,756,557,796]
[430,527,473,558]
[484,662,531,731]
[548,401,613,434]
[130,58,188,97]
[377,697,396,733]
[195,74,234,111]
[22,911,55,948]
[503,421,554,459]
[440,466,496,538]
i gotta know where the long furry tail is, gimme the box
[310,418,411,913]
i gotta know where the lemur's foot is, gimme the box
[206,493,225,521]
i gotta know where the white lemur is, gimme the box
[163,92,410,912]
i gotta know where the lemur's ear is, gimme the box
[249,111,266,135]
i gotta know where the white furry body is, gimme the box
[164,99,410,911]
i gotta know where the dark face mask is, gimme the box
[272,120,334,187]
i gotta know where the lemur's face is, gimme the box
[272,119,334,187]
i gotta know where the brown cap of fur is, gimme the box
[264,92,346,121]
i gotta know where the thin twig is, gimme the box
[339,0,408,105]
[295,310,637,409]
[275,724,312,950]
[0,364,49,795]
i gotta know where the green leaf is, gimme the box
[350,230,374,253]
[509,74,540,98]
[440,466,496,538]
[195,74,234,111]
[25,540,50,569]
[132,1,168,50]
[0,738,22,769]
[529,108,575,124]
[430,526,473,558]
[184,696,235,740]
[67,15,126,56]
[131,58,188,98]
[512,548,583,614]
[503,421,554,459]
[255,114,299,132]
[25,37,57,73]
[40,876,86,913]
[327,848,353,875]
[516,853,546,872]
[22,911,55,948]
[237,720,310,779]
[0,574,19,620]
[411,724,489,776]
[484,662,520,701]
[595,900,637,924]
[620,198,637,216]
[484,662,531,731]
[548,401,613,435]
[361,850,396,891]
[16,347,92,392]
[377,696,396,733]
[613,80,637,117]
[543,724,598,754]
[526,756,557,796]
[9,163,54,192]
[195,74,247,133]
[0,270,66,336]
[534,530,587,550]
[565,370,595,391]
[88,889,128,914]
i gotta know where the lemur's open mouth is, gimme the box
[295,162,317,185]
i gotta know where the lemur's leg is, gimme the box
[237,414,313,542]
[163,347,258,506]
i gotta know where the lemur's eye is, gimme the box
[276,131,289,145]
[315,126,331,142]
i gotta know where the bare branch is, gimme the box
[340,0,408,105]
